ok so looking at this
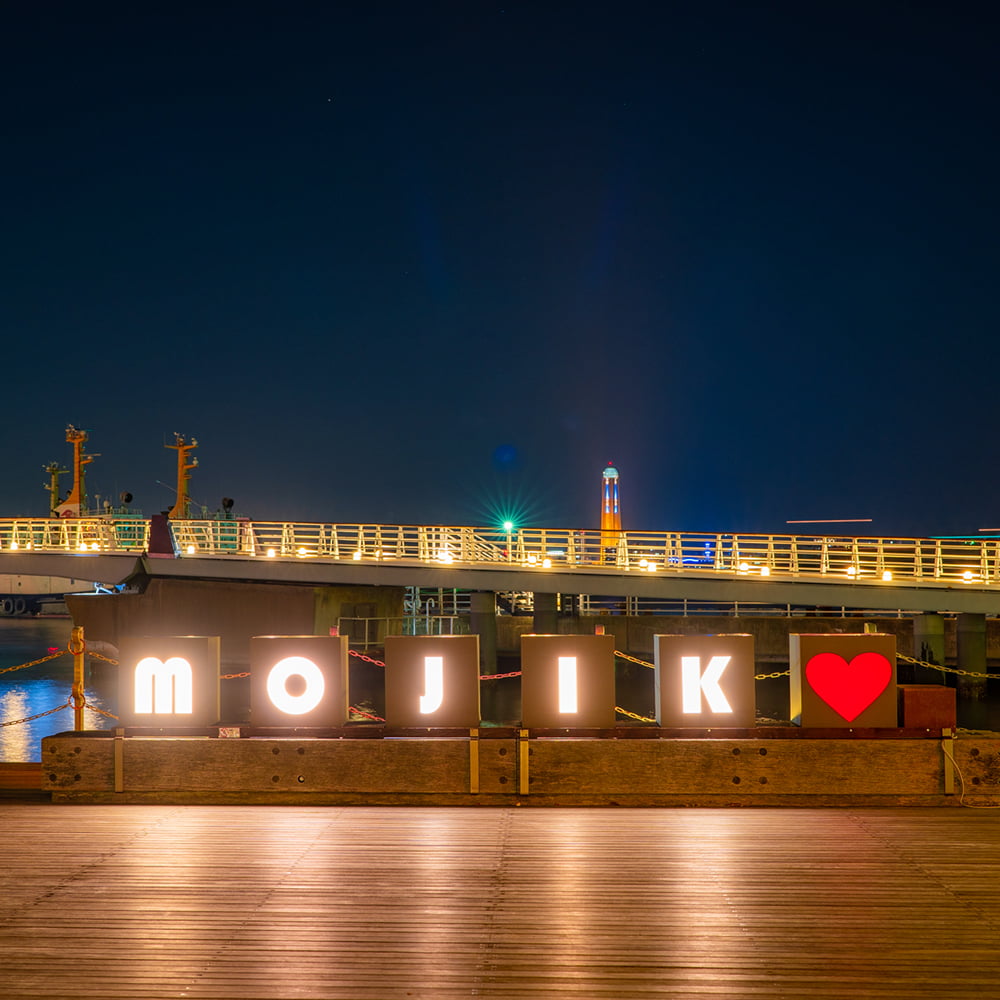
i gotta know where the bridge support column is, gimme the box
[533,592,559,634]
[911,613,946,684]
[469,591,497,677]
[956,612,988,701]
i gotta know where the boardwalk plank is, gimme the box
[0,806,999,998]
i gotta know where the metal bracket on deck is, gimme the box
[941,727,956,796]
[468,729,479,794]
[518,729,530,795]
[113,727,125,793]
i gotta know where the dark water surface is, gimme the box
[0,618,115,761]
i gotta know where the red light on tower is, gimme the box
[601,462,622,549]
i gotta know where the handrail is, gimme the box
[2,516,999,590]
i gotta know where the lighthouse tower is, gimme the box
[600,462,622,548]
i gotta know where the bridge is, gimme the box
[2,515,1000,615]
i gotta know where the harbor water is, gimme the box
[0,618,116,762]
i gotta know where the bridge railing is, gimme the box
[166,521,1000,588]
[4,516,1000,590]
[0,517,149,553]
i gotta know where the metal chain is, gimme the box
[348,649,386,667]
[0,648,69,675]
[87,651,119,665]
[615,705,656,723]
[896,652,991,679]
[0,699,71,728]
[220,672,251,679]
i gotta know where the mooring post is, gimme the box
[70,625,86,731]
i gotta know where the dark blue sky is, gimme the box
[2,2,998,536]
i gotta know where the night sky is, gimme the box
[3,3,998,538]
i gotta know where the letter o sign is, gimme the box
[266,656,325,715]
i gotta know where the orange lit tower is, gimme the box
[166,433,198,519]
[600,462,622,547]
[55,426,99,517]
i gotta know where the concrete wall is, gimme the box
[67,578,405,670]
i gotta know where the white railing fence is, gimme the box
[2,517,999,590]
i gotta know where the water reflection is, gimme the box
[0,618,116,762]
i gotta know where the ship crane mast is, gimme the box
[166,433,198,519]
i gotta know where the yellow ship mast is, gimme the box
[166,433,198,519]
[55,426,98,518]
[43,461,69,517]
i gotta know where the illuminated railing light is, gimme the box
[542,558,552,569]
[437,551,454,564]
[760,565,770,577]
[78,542,88,552]
[738,562,750,573]
[646,562,658,572]
[352,550,362,560]
[266,548,277,558]
[881,570,893,582]
[9,541,18,551]
[186,544,196,555]
[639,559,648,568]
[91,542,100,551]
[962,570,974,582]
[846,565,858,578]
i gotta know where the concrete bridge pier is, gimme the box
[911,613,946,684]
[956,612,988,700]
[469,591,497,676]
[532,592,559,634]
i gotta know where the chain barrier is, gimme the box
[349,649,386,667]
[0,648,69,675]
[615,706,656,723]
[0,699,72,728]
[897,652,992,680]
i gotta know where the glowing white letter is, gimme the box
[558,656,578,714]
[267,656,325,715]
[135,656,194,715]
[419,656,444,714]
[681,655,733,714]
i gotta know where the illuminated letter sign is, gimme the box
[681,655,733,714]
[384,635,480,727]
[790,633,897,727]
[654,635,755,727]
[558,656,578,714]
[520,634,615,728]
[135,656,193,714]
[250,636,349,727]
[118,636,221,727]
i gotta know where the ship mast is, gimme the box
[43,461,69,517]
[166,433,198,519]
[55,426,98,518]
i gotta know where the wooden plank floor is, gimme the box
[1,805,999,998]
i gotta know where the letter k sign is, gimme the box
[654,635,755,727]
[681,655,733,714]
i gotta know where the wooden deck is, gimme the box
[0,804,999,998]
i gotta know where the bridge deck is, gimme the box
[1,803,999,998]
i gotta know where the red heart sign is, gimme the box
[805,651,893,722]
